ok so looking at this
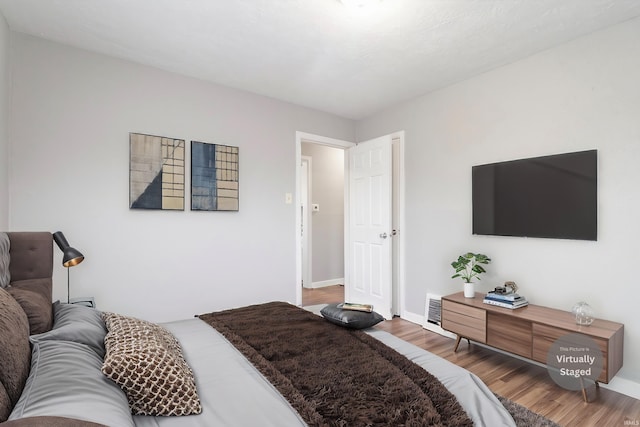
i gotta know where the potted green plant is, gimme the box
[451,252,491,298]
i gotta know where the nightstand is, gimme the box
[69,296,95,308]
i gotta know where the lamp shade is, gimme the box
[53,231,84,267]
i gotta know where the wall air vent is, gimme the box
[423,293,455,339]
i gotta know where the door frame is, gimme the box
[300,155,312,289]
[295,131,406,319]
[295,132,354,306]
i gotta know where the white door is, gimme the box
[347,135,393,319]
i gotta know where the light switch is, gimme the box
[285,193,292,204]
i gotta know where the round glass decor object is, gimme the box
[572,301,595,326]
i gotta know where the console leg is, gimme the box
[453,336,471,352]
[580,377,588,402]
[579,378,601,403]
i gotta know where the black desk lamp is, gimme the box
[53,231,84,303]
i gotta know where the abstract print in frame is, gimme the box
[191,141,239,211]
[129,133,185,210]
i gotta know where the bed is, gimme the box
[0,232,518,426]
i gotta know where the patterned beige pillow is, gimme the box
[101,312,201,416]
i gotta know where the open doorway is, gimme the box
[294,131,405,317]
[301,144,345,286]
[300,144,345,306]
[295,133,354,308]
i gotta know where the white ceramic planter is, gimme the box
[463,282,475,298]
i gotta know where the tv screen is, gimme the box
[472,150,597,241]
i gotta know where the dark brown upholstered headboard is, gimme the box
[7,233,53,285]
[0,232,54,422]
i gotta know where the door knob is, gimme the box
[379,232,388,239]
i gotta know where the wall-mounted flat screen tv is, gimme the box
[472,150,597,241]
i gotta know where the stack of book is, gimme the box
[483,291,529,309]
[338,302,374,313]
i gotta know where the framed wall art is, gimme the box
[191,141,239,211]
[129,132,185,210]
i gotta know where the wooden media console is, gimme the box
[441,292,624,401]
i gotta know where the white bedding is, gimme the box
[133,318,306,427]
[134,317,516,427]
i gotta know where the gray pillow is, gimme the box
[0,233,10,289]
[8,340,134,427]
[30,302,107,358]
[320,303,384,329]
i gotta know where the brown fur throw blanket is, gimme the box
[199,302,472,426]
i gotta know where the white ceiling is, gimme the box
[1,0,639,120]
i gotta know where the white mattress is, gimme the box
[133,317,516,427]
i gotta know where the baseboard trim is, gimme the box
[304,278,344,289]
[600,376,640,400]
[400,310,423,325]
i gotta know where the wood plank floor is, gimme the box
[302,285,640,427]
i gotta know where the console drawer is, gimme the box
[442,300,486,343]
[487,312,532,358]
[532,323,609,382]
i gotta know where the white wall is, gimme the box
[356,18,640,388]
[0,14,9,230]
[8,33,355,322]
[301,142,344,284]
